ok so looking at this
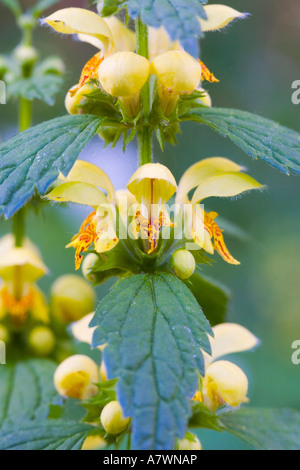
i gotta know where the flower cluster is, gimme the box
[47,158,261,271]
[44,5,246,121]
[0,234,96,357]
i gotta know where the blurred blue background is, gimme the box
[0,0,300,450]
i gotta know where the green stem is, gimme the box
[19,97,32,132]
[138,126,152,166]
[136,16,153,166]
[13,209,25,248]
[13,95,32,246]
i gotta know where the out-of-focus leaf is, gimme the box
[8,74,63,105]
[91,273,212,450]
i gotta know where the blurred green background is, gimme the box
[0,0,300,450]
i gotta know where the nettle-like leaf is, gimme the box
[0,360,93,450]
[100,0,207,56]
[0,420,93,450]
[0,114,103,218]
[220,408,300,451]
[91,273,212,450]
[8,74,63,106]
[181,106,300,175]
[0,359,57,423]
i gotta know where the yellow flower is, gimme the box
[44,9,137,107]
[200,4,247,32]
[175,157,263,264]
[100,401,130,435]
[43,8,114,55]
[98,51,150,97]
[47,160,118,270]
[127,163,177,253]
[151,50,202,95]
[195,323,259,411]
[81,435,106,450]
[0,234,49,326]
[54,354,99,400]
[51,275,96,323]
[127,158,262,262]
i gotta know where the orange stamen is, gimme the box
[0,286,35,326]
[69,52,104,97]
[68,211,97,270]
[134,210,175,254]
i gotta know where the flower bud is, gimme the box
[54,354,99,400]
[100,401,130,435]
[198,88,212,107]
[81,434,106,450]
[171,249,196,280]
[51,275,96,324]
[29,326,55,356]
[98,52,150,97]
[0,324,9,343]
[82,253,99,283]
[151,50,201,95]
[177,434,202,450]
[202,360,248,412]
[65,83,95,115]
[14,45,38,67]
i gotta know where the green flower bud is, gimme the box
[171,249,196,280]
[51,275,96,324]
[177,434,202,450]
[28,326,55,356]
[54,354,99,400]
[82,253,99,283]
[100,401,130,435]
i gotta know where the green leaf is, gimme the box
[0,0,21,17]
[184,268,230,326]
[125,0,207,56]
[189,402,223,432]
[91,273,212,450]
[0,419,92,450]
[181,106,300,175]
[8,74,63,105]
[0,360,93,450]
[220,408,300,450]
[0,114,102,219]
[0,359,57,423]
